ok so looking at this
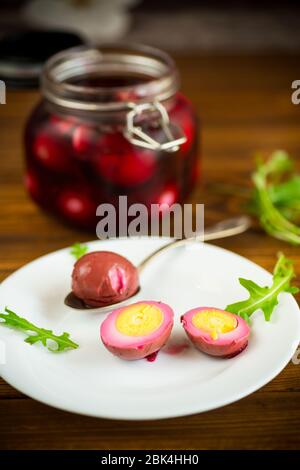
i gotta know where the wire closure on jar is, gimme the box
[42,45,179,111]
[42,45,187,151]
[125,101,187,153]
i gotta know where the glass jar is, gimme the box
[24,44,199,229]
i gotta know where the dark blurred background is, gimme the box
[0,0,300,54]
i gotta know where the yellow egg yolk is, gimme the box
[116,303,163,336]
[192,309,237,340]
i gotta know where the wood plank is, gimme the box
[0,391,299,450]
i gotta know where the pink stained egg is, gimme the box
[72,125,99,154]
[95,149,156,187]
[94,132,156,187]
[24,170,40,200]
[33,132,71,172]
[50,115,75,136]
[100,301,174,360]
[181,307,250,358]
[57,189,96,226]
[156,183,179,208]
[72,251,139,308]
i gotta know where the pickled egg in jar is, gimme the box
[24,44,199,229]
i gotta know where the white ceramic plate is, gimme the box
[0,238,299,420]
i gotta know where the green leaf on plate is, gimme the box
[70,242,88,260]
[226,253,299,322]
[0,308,79,352]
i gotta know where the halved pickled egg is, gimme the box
[100,301,174,360]
[181,307,250,358]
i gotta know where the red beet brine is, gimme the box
[24,45,199,229]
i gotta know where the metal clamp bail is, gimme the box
[124,100,187,153]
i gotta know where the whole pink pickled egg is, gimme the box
[181,307,250,358]
[94,133,156,186]
[33,132,70,172]
[72,124,99,154]
[72,251,139,308]
[100,301,174,360]
[58,189,96,226]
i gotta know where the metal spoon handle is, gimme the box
[137,215,251,274]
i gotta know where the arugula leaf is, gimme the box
[70,242,88,260]
[226,254,299,323]
[269,176,300,208]
[0,308,79,352]
[252,151,300,245]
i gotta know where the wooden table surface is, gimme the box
[0,53,300,450]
